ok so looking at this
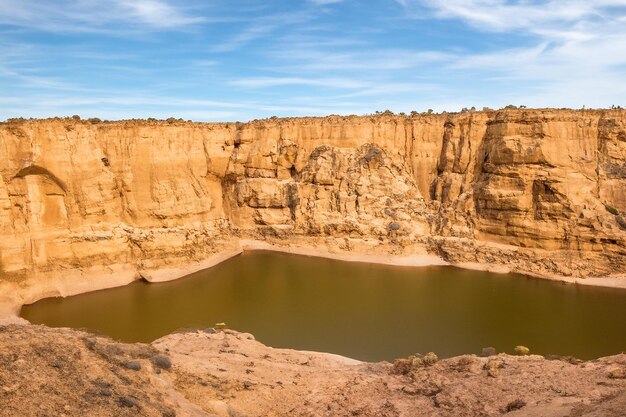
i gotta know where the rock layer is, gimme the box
[1,109,625,308]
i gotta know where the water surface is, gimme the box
[21,251,626,361]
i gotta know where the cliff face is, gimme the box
[1,109,625,300]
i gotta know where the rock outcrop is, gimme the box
[1,109,625,309]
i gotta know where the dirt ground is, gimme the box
[1,324,625,417]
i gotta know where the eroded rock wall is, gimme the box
[0,109,625,289]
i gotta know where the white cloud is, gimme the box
[230,77,368,89]
[114,0,204,28]
[0,64,81,91]
[211,23,277,53]
[0,0,203,31]
[391,0,626,107]
[268,47,452,72]
[400,0,626,34]
[210,10,316,53]
[0,92,385,121]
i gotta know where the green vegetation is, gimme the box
[151,355,172,371]
[422,352,439,366]
[604,204,619,215]
[514,345,530,356]
[410,352,439,367]
[122,360,141,371]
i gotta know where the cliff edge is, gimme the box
[1,109,625,310]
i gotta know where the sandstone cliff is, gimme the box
[1,109,625,308]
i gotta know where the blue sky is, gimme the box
[1,0,625,121]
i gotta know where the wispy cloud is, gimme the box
[0,92,386,121]
[264,42,453,72]
[230,76,368,89]
[308,0,344,4]
[399,1,626,32]
[0,0,204,32]
[211,23,278,53]
[210,10,316,53]
[0,64,81,91]
[114,0,204,28]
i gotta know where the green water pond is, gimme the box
[21,251,626,362]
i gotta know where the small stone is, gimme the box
[391,359,412,375]
[607,367,626,379]
[410,357,424,368]
[484,358,504,377]
[387,222,401,231]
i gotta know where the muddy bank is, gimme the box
[3,238,626,323]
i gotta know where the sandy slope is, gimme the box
[1,323,625,417]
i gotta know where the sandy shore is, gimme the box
[238,239,626,290]
[239,239,450,267]
[1,238,625,321]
